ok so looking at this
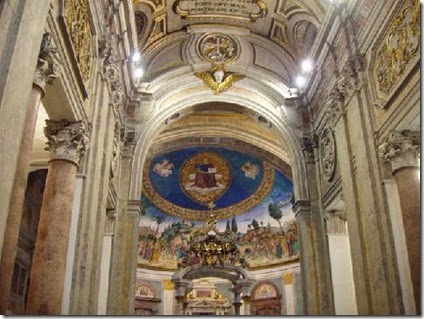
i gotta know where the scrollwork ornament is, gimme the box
[44,120,90,166]
[34,33,60,94]
[374,0,419,95]
[63,0,92,83]
[110,120,121,185]
[301,134,318,161]
[319,128,336,181]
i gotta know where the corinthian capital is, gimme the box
[378,130,420,172]
[44,120,89,166]
[33,33,60,94]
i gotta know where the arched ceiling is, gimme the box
[133,0,330,63]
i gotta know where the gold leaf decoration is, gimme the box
[64,0,92,83]
[374,0,419,95]
[195,65,245,94]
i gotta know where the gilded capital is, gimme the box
[283,272,293,285]
[44,120,89,166]
[163,279,175,291]
[378,130,420,172]
[33,33,60,94]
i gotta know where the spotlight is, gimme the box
[134,67,143,78]
[301,59,314,73]
[295,76,306,88]
[132,51,141,62]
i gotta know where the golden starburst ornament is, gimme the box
[194,64,245,94]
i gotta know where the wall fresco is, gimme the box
[138,147,298,270]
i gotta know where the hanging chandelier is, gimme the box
[178,214,247,268]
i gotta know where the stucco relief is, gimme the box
[371,0,419,108]
[319,128,336,182]
[62,0,92,84]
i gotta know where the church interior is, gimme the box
[0,0,420,315]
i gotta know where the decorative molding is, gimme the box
[293,200,311,219]
[319,128,336,182]
[374,0,419,97]
[44,120,89,166]
[324,210,347,235]
[33,33,61,94]
[378,130,420,173]
[110,120,121,186]
[99,35,126,118]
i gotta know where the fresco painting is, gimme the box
[138,147,298,270]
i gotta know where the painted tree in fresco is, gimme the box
[268,203,283,233]
[153,215,165,239]
[231,217,238,233]
[226,220,231,231]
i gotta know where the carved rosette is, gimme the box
[44,120,89,166]
[378,130,420,173]
[319,128,336,181]
[34,33,60,94]
[324,210,347,235]
[197,33,239,64]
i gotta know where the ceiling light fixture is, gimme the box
[295,76,306,88]
[301,59,314,73]
[132,51,141,62]
[134,67,144,78]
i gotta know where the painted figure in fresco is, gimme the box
[241,161,259,179]
[194,159,218,188]
[153,159,174,177]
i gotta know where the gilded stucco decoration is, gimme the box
[194,64,245,94]
[133,0,165,12]
[63,0,92,84]
[374,0,419,96]
[319,128,336,182]
[175,0,267,22]
[198,34,239,64]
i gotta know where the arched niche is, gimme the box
[250,280,282,316]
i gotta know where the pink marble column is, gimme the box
[379,130,420,314]
[26,120,88,315]
[0,33,59,314]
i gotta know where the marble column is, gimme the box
[0,33,59,314]
[26,120,89,315]
[379,130,420,313]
